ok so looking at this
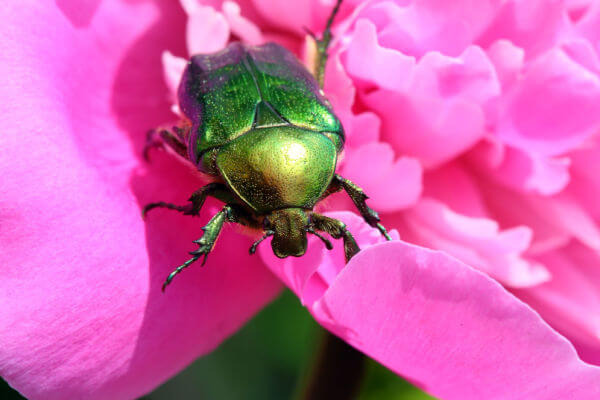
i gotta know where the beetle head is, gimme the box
[266,208,309,258]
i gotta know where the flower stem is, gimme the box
[298,329,366,400]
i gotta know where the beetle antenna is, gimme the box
[307,227,333,250]
[249,230,275,255]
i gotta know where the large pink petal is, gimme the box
[0,2,280,399]
[262,212,600,399]
[314,241,600,399]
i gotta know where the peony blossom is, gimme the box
[2,0,600,399]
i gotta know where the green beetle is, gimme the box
[145,0,390,291]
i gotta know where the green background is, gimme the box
[1,290,435,399]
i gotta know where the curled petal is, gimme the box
[222,1,264,45]
[340,142,423,212]
[364,46,499,168]
[342,18,415,92]
[399,198,550,287]
[162,51,187,99]
[186,5,230,54]
[496,48,600,156]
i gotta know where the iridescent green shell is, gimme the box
[177,42,344,166]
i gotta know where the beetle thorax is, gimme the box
[214,125,337,214]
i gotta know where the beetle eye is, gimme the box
[263,218,272,230]
[323,132,344,152]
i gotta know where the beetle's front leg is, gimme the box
[142,182,233,218]
[162,204,239,291]
[324,174,392,241]
[312,213,360,262]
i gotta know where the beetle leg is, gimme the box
[142,183,232,218]
[307,227,334,250]
[311,0,343,88]
[311,213,360,262]
[324,174,392,241]
[162,204,239,291]
[143,126,188,161]
[249,230,275,255]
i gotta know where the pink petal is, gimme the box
[422,162,488,218]
[569,139,600,220]
[514,242,600,364]
[0,3,280,399]
[250,0,314,35]
[574,1,600,50]
[262,213,600,399]
[486,39,524,89]
[322,52,381,147]
[364,90,485,168]
[496,48,600,156]
[363,46,498,168]
[478,0,569,57]
[399,199,550,287]
[472,144,572,196]
[313,241,600,399]
[480,183,572,255]
[342,111,381,148]
[186,5,230,55]
[222,1,264,45]
[342,18,415,92]
[162,51,187,99]
[340,143,423,212]
[357,0,502,58]
[523,193,600,251]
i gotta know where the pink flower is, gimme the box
[2,0,600,399]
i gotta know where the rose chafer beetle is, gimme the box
[144,0,390,291]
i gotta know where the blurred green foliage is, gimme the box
[1,290,435,400]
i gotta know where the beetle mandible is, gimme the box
[144,0,391,291]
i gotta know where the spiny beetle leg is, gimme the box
[311,213,360,262]
[162,205,236,291]
[326,174,392,241]
[142,183,230,219]
[143,127,188,161]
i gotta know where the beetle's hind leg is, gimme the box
[143,182,234,218]
[311,213,360,262]
[143,124,189,161]
[309,0,343,87]
[321,174,392,241]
